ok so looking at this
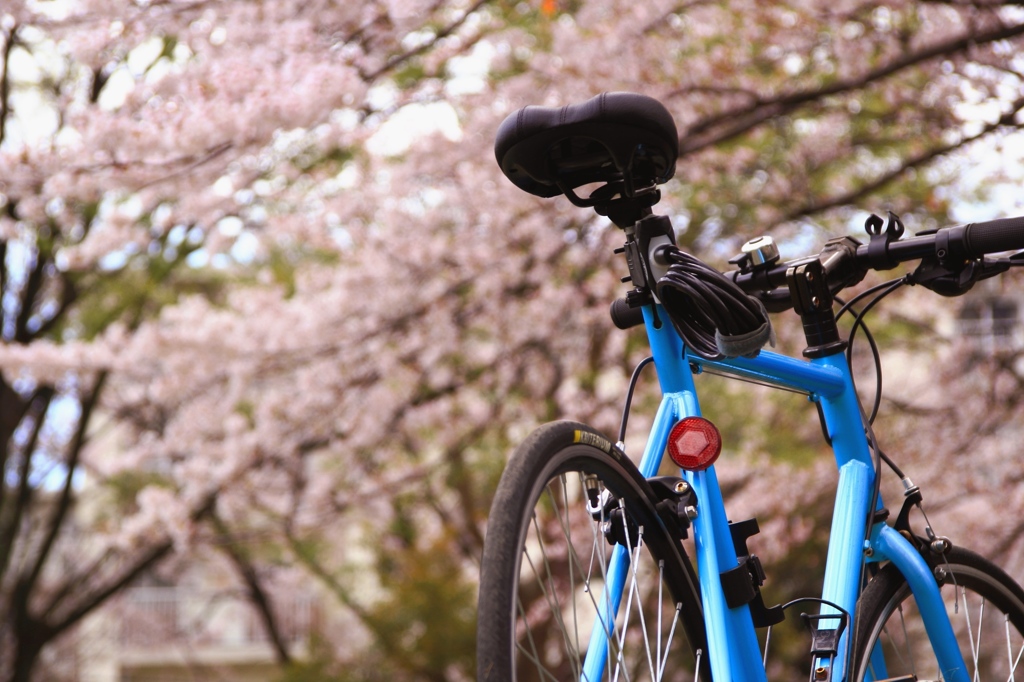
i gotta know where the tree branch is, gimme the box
[641,0,717,35]
[675,19,1024,155]
[39,547,117,618]
[0,387,54,582]
[13,248,48,344]
[30,275,77,340]
[39,477,218,623]
[131,141,234,192]
[781,95,1024,223]
[284,527,373,623]
[45,543,174,638]
[361,0,494,82]
[1,239,7,331]
[0,23,17,148]
[0,377,32,504]
[283,517,460,681]
[212,514,293,665]
[48,489,218,635]
[21,372,107,597]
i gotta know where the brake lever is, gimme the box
[975,258,1012,282]
[912,254,1015,296]
[910,257,980,296]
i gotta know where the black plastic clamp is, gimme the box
[720,519,785,628]
[786,259,847,358]
[865,211,905,271]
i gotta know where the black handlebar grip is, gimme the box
[610,298,646,330]
[963,215,1024,257]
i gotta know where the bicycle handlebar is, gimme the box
[871,215,1024,264]
[959,215,1024,257]
[729,214,1024,300]
[611,213,1024,330]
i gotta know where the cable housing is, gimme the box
[655,246,773,360]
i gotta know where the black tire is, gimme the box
[477,421,709,682]
[852,545,1024,681]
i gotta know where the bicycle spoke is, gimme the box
[1010,641,1024,682]
[959,586,980,682]
[528,509,581,673]
[581,481,623,681]
[656,560,669,681]
[658,603,682,682]
[572,548,623,682]
[891,603,915,677]
[973,598,986,682]
[619,502,655,682]
[548,477,616,681]
[517,596,556,682]
[853,549,1024,682]
[593,492,613,681]
[571,479,642,682]
[525,482,639,682]
[1006,614,1024,682]
[560,476,582,673]
[480,426,705,682]
[612,501,640,682]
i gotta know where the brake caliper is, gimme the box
[585,475,698,549]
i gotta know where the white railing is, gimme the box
[118,587,317,649]
[956,317,1023,353]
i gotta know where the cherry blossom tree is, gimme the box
[2,0,1024,679]
[0,0,499,678]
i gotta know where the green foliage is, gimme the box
[757,489,835,677]
[393,62,429,90]
[688,371,829,467]
[292,144,354,173]
[234,399,257,427]
[489,0,558,51]
[105,470,173,506]
[258,243,340,298]
[361,534,476,680]
[157,35,179,62]
[274,635,351,682]
[66,266,213,339]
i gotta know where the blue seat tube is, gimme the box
[642,306,767,682]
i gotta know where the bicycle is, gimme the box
[475,92,1024,682]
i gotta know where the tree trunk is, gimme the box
[7,618,49,682]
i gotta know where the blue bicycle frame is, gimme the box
[581,304,971,682]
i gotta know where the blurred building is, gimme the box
[79,582,317,682]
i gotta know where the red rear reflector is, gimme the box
[668,417,722,471]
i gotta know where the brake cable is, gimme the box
[835,277,907,425]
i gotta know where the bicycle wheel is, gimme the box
[477,421,709,682]
[852,545,1024,681]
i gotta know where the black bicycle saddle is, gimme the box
[494,92,679,200]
